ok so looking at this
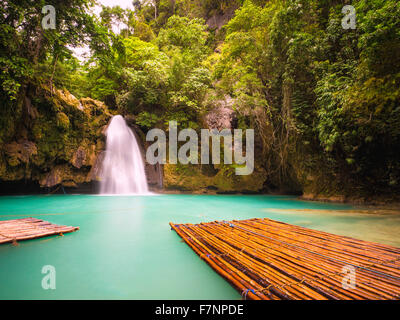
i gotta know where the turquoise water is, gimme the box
[0,194,399,300]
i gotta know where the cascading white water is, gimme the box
[100,115,149,194]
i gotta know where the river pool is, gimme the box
[0,194,399,299]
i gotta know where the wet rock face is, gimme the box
[145,162,163,188]
[39,165,89,188]
[206,5,238,32]
[88,151,105,181]
[71,147,86,169]
[204,96,237,130]
[70,144,97,169]
[40,166,63,187]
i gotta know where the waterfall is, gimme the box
[99,115,149,194]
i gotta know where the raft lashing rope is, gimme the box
[169,218,400,300]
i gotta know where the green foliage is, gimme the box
[214,0,400,195]
[136,111,162,128]
[1,0,399,197]
[0,0,98,145]
[157,16,207,54]
[85,13,212,128]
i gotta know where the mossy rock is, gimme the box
[56,112,70,130]
[39,164,90,188]
[163,163,267,193]
[4,140,37,167]
[0,84,112,188]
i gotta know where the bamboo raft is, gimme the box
[0,218,79,245]
[170,218,400,300]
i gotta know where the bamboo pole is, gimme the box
[0,218,79,244]
[170,218,400,300]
